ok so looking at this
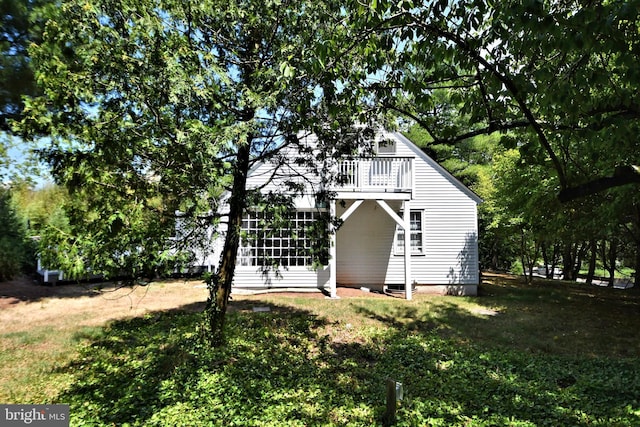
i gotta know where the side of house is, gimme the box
[205,131,481,296]
[334,132,480,295]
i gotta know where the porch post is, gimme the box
[403,200,412,300]
[329,199,338,299]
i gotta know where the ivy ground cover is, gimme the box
[2,274,640,426]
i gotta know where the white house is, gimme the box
[203,130,482,298]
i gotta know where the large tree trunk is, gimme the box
[207,138,252,347]
[542,242,560,279]
[573,241,588,280]
[541,243,551,278]
[562,243,575,281]
[519,230,531,283]
[607,238,618,287]
[586,240,597,286]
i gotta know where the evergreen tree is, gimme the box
[0,187,30,280]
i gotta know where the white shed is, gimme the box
[207,131,481,297]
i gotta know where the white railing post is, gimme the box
[329,199,338,299]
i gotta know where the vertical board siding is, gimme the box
[336,200,400,285]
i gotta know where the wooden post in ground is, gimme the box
[383,378,403,426]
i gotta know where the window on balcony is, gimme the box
[394,210,424,255]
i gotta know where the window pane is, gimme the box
[396,210,424,255]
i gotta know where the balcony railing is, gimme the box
[336,157,413,193]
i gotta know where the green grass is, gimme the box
[3,274,640,426]
[0,325,103,403]
[578,266,635,280]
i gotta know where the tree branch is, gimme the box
[384,100,530,144]
[398,16,569,188]
[558,166,640,202]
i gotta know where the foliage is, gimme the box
[403,124,516,271]
[356,1,640,277]
[16,0,640,345]
[480,142,639,280]
[0,182,74,277]
[11,182,68,234]
[0,0,52,132]
[0,0,60,187]
[18,0,383,342]
[357,0,640,200]
[46,277,640,426]
[0,187,34,279]
[403,124,500,189]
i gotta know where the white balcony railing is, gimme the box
[337,157,413,193]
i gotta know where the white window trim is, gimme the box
[394,210,425,256]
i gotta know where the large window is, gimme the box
[395,210,424,255]
[238,210,328,267]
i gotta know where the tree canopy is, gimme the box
[20,0,383,343]
[16,0,640,342]
[356,0,640,201]
[0,0,51,132]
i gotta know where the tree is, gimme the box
[1,0,58,136]
[0,186,32,280]
[1,0,45,131]
[340,0,640,283]
[355,0,640,203]
[20,0,378,345]
[403,123,518,271]
[11,182,68,234]
[1,0,54,188]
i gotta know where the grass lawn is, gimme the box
[1,273,640,426]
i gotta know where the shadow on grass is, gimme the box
[56,297,640,426]
[475,276,640,358]
[352,300,640,426]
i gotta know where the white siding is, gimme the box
[245,160,322,197]
[385,133,480,285]
[245,133,324,197]
[207,130,480,290]
[233,266,330,289]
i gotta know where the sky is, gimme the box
[1,133,52,188]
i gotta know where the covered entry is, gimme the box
[327,195,413,300]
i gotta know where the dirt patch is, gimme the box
[0,276,86,309]
[0,277,402,334]
[0,275,99,309]
[1,277,395,306]
[0,276,209,334]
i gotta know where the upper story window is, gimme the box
[395,210,424,255]
[376,138,396,155]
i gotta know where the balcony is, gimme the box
[335,157,413,197]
